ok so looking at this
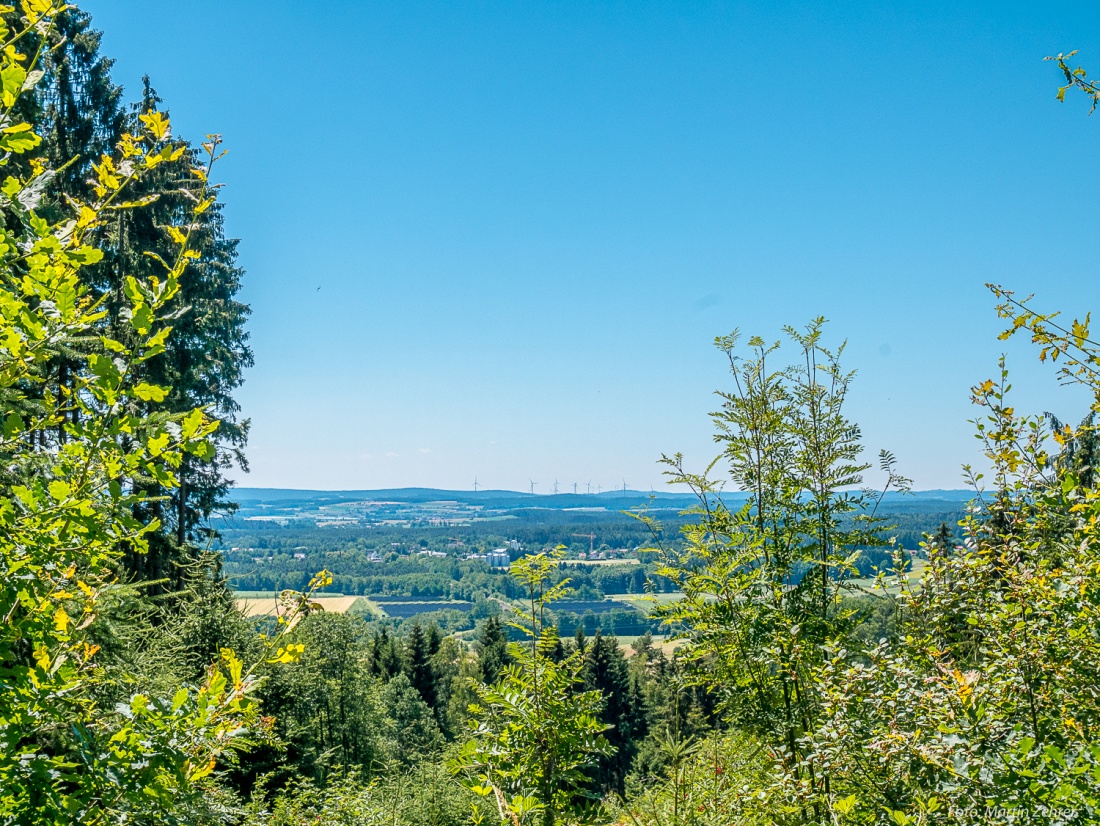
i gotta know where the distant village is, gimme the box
[236,534,638,567]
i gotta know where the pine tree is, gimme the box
[426,621,443,658]
[404,622,436,708]
[369,628,403,680]
[581,631,645,795]
[933,520,954,551]
[475,615,511,684]
[34,9,125,200]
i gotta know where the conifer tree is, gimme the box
[581,631,646,795]
[21,9,252,591]
[369,627,403,680]
[476,615,512,684]
[426,620,443,658]
[404,622,436,708]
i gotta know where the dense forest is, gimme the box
[3,3,1100,826]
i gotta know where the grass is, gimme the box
[610,592,684,610]
[841,558,928,596]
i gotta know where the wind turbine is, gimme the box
[622,479,628,495]
[573,482,578,495]
[473,477,479,493]
[529,479,537,495]
[586,481,591,495]
[553,479,559,495]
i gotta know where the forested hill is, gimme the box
[232,487,702,510]
[230,486,976,512]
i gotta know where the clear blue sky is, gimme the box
[85,0,1099,493]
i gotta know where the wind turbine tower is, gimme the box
[473,477,479,493]
[553,479,559,495]
[529,480,537,495]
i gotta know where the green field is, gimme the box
[841,558,928,596]
[610,592,684,610]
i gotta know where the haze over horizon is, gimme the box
[85,0,1099,493]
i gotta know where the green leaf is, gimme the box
[132,383,168,402]
[148,431,170,456]
[0,126,41,154]
[48,480,70,501]
[131,305,154,334]
[171,688,189,712]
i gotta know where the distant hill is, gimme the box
[229,487,703,511]
[228,486,976,513]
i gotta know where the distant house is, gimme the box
[487,549,511,568]
[292,552,306,560]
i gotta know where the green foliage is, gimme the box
[613,732,773,826]
[476,614,513,683]
[625,287,1100,825]
[384,672,445,763]
[0,5,250,819]
[245,762,491,826]
[803,293,1100,824]
[259,612,390,783]
[0,7,314,819]
[1047,51,1100,112]
[8,7,1099,824]
[640,321,908,819]
[405,620,438,708]
[578,630,647,796]
[19,5,252,589]
[455,548,614,826]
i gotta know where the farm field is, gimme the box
[236,593,374,617]
[610,592,684,609]
[234,592,480,620]
[615,634,683,659]
[552,599,633,614]
[841,558,928,596]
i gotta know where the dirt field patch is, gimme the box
[237,594,366,617]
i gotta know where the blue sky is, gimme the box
[85,0,1100,492]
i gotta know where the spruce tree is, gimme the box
[369,627,403,680]
[404,622,436,708]
[426,621,443,658]
[581,631,645,795]
[34,8,125,200]
[105,81,251,588]
[475,615,511,684]
[26,10,252,592]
